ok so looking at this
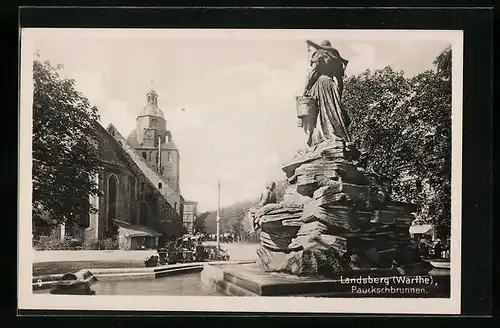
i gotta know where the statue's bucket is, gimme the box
[296,96,317,118]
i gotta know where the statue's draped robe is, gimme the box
[301,49,351,145]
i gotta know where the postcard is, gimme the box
[19,27,463,314]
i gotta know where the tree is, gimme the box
[32,53,101,230]
[200,179,289,236]
[408,46,452,237]
[194,211,209,234]
[342,47,452,238]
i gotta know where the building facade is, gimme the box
[80,87,186,249]
[51,87,199,249]
[182,201,198,235]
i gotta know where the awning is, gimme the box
[409,224,434,235]
[113,220,162,238]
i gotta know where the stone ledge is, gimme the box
[32,260,257,291]
[201,263,451,298]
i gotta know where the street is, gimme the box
[33,242,260,264]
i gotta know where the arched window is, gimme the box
[107,174,119,230]
[168,152,173,162]
[142,152,147,160]
[129,176,136,200]
[140,203,148,226]
[158,182,162,189]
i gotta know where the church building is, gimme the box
[80,87,188,249]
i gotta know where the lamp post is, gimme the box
[216,180,220,249]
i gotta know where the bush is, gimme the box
[101,238,119,250]
[82,237,119,250]
[33,228,71,250]
[33,227,119,250]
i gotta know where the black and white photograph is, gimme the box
[18,28,463,314]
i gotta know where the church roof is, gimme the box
[126,129,179,150]
[103,123,180,210]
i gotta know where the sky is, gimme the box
[30,29,453,212]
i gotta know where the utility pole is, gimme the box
[216,180,220,249]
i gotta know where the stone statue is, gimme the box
[247,181,277,233]
[299,40,352,146]
[258,181,277,206]
[206,40,436,291]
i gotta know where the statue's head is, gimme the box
[306,40,349,66]
[266,181,276,191]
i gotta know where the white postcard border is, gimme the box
[18,28,463,314]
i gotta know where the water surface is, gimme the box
[92,272,224,296]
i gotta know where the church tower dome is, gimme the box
[134,83,167,145]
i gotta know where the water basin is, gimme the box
[35,272,224,296]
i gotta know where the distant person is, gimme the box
[434,240,443,259]
[419,239,429,258]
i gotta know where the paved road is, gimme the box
[33,242,260,263]
[203,242,259,261]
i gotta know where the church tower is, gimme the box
[136,88,167,144]
[127,85,180,191]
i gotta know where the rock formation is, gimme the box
[252,138,432,278]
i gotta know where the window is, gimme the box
[107,174,119,230]
[152,198,157,214]
[129,177,136,200]
[168,152,173,162]
[158,182,162,189]
[156,153,159,164]
[140,203,148,226]
[142,152,147,160]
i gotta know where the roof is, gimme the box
[139,103,164,118]
[114,220,162,237]
[126,129,179,150]
[104,123,179,210]
[409,224,434,235]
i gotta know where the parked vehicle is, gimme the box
[150,236,231,267]
[204,246,230,261]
